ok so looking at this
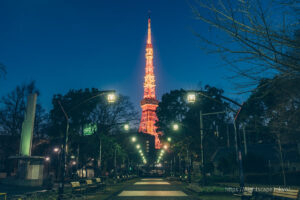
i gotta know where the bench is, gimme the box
[0,193,6,200]
[180,175,188,182]
[95,177,106,189]
[70,181,86,196]
[272,188,299,200]
[234,187,254,200]
[86,179,97,192]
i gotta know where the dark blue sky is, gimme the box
[0,0,241,110]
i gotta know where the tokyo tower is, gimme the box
[139,16,162,149]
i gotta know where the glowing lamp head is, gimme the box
[54,147,59,152]
[167,137,171,142]
[187,92,196,103]
[136,144,141,149]
[72,161,76,165]
[124,124,130,131]
[163,145,168,150]
[173,123,179,131]
[107,93,116,103]
[131,137,136,142]
[45,157,50,161]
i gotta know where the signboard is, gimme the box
[83,124,97,136]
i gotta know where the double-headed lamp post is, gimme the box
[57,90,116,200]
[186,91,244,188]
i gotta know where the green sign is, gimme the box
[83,124,97,136]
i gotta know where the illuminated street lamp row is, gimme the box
[130,136,147,164]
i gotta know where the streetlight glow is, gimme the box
[187,92,196,103]
[163,145,168,150]
[131,137,136,142]
[54,147,59,152]
[124,124,130,131]
[107,93,116,103]
[167,137,171,142]
[45,157,50,161]
[173,123,179,131]
[136,144,141,149]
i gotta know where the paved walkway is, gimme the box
[110,178,192,200]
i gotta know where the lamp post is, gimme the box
[187,91,245,189]
[45,157,50,177]
[53,147,60,180]
[57,90,116,200]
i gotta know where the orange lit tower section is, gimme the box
[139,17,162,149]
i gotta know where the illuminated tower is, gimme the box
[139,16,161,149]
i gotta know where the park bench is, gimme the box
[0,193,6,200]
[122,174,128,181]
[95,177,106,190]
[271,188,299,200]
[70,181,86,196]
[116,175,122,182]
[234,187,254,200]
[85,179,97,192]
[180,175,188,182]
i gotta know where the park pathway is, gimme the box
[109,178,192,200]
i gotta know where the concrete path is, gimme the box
[109,178,192,200]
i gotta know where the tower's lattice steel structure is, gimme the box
[139,17,162,149]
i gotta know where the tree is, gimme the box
[0,81,47,172]
[190,0,300,90]
[156,86,232,168]
[48,88,138,174]
[0,81,39,136]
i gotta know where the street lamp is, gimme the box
[172,123,179,131]
[167,137,171,142]
[187,92,196,103]
[124,124,130,131]
[163,145,168,150]
[107,93,116,103]
[53,147,59,153]
[186,90,244,188]
[57,90,116,200]
[136,144,141,149]
[131,137,136,143]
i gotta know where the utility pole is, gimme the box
[200,110,205,185]
[98,138,102,176]
[57,101,69,200]
[114,148,117,178]
[227,125,230,148]
[243,126,247,155]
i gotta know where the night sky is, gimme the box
[0,0,240,110]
